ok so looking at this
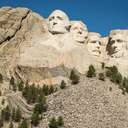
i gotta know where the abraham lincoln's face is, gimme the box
[108,34,127,58]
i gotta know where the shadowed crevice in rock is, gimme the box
[0,8,30,44]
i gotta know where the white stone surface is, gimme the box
[87,32,102,57]
[47,10,70,34]
[70,21,88,43]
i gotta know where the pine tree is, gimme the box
[18,81,24,91]
[98,73,105,81]
[34,95,47,114]
[49,86,55,94]
[1,105,11,121]
[0,73,3,83]
[14,107,22,122]
[10,77,15,86]
[122,77,128,93]
[86,65,96,77]
[0,118,3,128]
[31,112,40,126]
[42,84,49,96]
[9,121,14,128]
[70,69,80,84]
[18,119,28,128]
[11,108,16,121]
[49,117,58,128]
[60,80,66,89]
[57,116,64,126]
[10,77,17,91]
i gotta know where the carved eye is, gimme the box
[49,16,54,21]
[91,41,97,43]
[57,16,63,20]
[117,39,123,43]
[110,40,115,44]
[80,28,84,31]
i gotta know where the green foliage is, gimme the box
[60,80,66,89]
[10,77,17,91]
[105,66,122,85]
[57,116,64,127]
[42,84,49,96]
[98,73,105,81]
[0,73,3,83]
[122,77,128,93]
[70,69,80,84]
[109,87,112,92]
[49,117,58,128]
[22,84,38,104]
[86,65,96,77]
[31,112,40,126]
[49,86,55,95]
[11,108,16,121]
[0,118,3,128]
[9,121,14,128]
[22,83,54,104]
[18,119,28,128]
[101,62,105,69]
[49,116,64,128]
[34,96,47,114]
[18,81,24,91]
[10,77,15,86]
[12,107,22,122]
[15,107,22,122]
[1,105,11,121]
[105,66,118,77]
[115,73,122,84]
[2,98,5,105]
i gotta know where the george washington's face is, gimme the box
[47,10,70,34]
[70,21,88,43]
[108,34,127,58]
[87,35,101,57]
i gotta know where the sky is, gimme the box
[0,0,128,36]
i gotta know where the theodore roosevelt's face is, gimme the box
[48,10,70,34]
[87,36,101,57]
[70,21,88,43]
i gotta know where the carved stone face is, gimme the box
[70,21,88,43]
[47,10,70,34]
[87,33,101,57]
[108,34,127,58]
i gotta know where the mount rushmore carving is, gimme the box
[0,7,127,85]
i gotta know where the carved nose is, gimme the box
[78,31,82,34]
[53,22,57,25]
[97,46,100,49]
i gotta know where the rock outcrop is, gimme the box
[0,7,128,84]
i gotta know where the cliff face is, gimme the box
[0,7,128,85]
[0,7,96,85]
[0,7,56,84]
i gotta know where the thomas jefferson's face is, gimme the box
[87,36,101,57]
[70,21,88,43]
[48,10,70,34]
